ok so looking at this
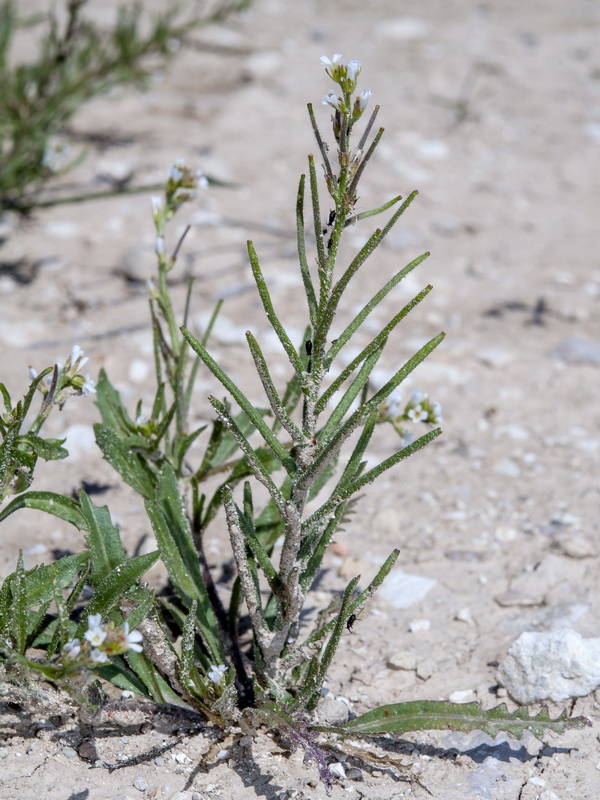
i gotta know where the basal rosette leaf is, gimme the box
[316,700,591,740]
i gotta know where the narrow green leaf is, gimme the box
[307,154,326,270]
[19,552,90,609]
[94,423,158,498]
[306,332,445,488]
[79,491,127,587]
[0,491,86,529]
[325,253,430,368]
[339,427,442,501]
[80,550,160,624]
[19,434,68,461]
[326,701,591,740]
[11,551,27,654]
[318,285,433,415]
[209,396,287,512]
[246,331,303,441]
[296,174,318,329]
[181,327,296,472]
[145,499,223,665]
[231,498,281,594]
[95,368,134,432]
[319,344,384,441]
[94,660,152,698]
[153,464,202,587]
[121,650,187,705]
[245,242,305,377]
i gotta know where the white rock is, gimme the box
[132,776,148,792]
[408,618,431,633]
[378,570,436,609]
[448,689,475,703]
[329,762,346,779]
[496,629,600,703]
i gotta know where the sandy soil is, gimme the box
[1,1,599,798]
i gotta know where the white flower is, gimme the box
[320,53,343,68]
[62,638,81,660]
[410,390,426,405]
[345,59,361,84]
[207,664,228,685]
[84,614,107,647]
[150,195,163,215]
[322,91,342,111]
[89,648,109,664]
[28,367,38,380]
[80,376,96,396]
[155,235,165,256]
[430,401,443,423]
[195,169,209,190]
[356,88,372,111]
[170,163,184,183]
[381,393,400,418]
[407,404,428,423]
[122,622,143,653]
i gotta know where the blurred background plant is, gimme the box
[0,0,250,215]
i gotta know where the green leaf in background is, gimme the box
[79,491,127,587]
[19,434,68,461]
[93,423,158,498]
[145,495,224,666]
[78,550,160,628]
[0,490,86,528]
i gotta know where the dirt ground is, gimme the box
[1,0,599,798]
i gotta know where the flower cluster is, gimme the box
[30,345,96,413]
[62,614,143,668]
[378,390,442,445]
[320,53,372,132]
[154,158,209,222]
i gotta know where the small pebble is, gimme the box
[133,776,149,792]
[329,762,346,779]
[386,652,417,671]
[62,747,77,758]
[345,767,363,781]
[154,756,165,766]
[408,618,430,633]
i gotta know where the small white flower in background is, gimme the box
[89,648,109,664]
[195,169,209,190]
[208,664,228,685]
[322,90,342,111]
[150,195,163,216]
[62,639,81,660]
[28,367,38,380]
[170,160,185,182]
[84,614,107,647]
[407,404,429,423]
[122,622,143,653]
[411,389,426,405]
[155,235,165,256]
[430,401,443,423]
[41,139,72,174]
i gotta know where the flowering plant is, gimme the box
[0,52,587,788]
